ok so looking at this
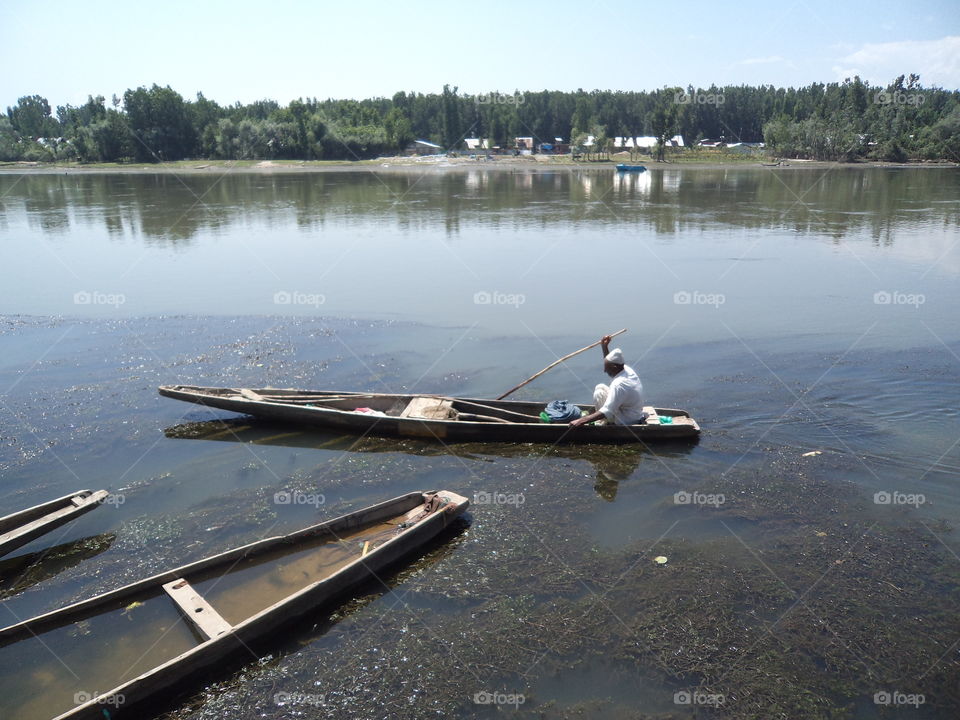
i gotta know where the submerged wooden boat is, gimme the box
[615,163,647,172]
[0,489,109,558]
[0,490,468,720]
[158,386,700,443]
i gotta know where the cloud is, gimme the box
[834,35,960,88]
[736,55,785,66]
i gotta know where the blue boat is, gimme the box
[616,164,647,172]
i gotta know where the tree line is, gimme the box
[2,76,958,164]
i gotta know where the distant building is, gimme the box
[514,137,534,150]
[406,139,444,156]
[537,141,569,154]
[615,135,684,149]
[464,138,490,150]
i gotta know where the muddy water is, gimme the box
[0,167,958,718]
[196,519,398,625]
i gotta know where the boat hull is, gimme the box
[158,386,700,443]
[0,489,109,558]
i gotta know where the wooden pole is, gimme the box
[496,329,627,400]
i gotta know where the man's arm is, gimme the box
[599,334,612,358]
[570,410,605,427]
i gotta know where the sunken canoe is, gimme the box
[0,490,468,720]
[158,386,700,443]
[0,489,109,558]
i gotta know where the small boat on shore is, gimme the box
[615,163,647,172]
[0,489,468,720]
[0,489,109,558]
[158,386,700,442]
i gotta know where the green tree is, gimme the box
[441,84,461,150]
[7,95,59,139]
[916,107,960,161]
[57,95,106,134]
[384,107,412,151]
[650,90,678,162]
[123,85,196,161]
[0,117,19,160]
[590,124,609,161]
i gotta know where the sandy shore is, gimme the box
[1,156,955,174]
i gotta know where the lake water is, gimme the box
[0,166,958,719]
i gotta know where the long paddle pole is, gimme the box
[496,329,627,400]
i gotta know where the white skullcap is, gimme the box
[605,348,624,364]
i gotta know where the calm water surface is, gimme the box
[2,167,957,346]
[0,166,958,718]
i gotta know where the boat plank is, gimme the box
[162,579,232,641]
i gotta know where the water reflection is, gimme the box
[2,168,956,242]
[162,419,697,502]
[0,532,115,599]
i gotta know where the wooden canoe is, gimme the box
[0,489,468,720]
[158,386,700,443]
[0,489,109,558]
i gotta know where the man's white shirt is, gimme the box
[598,365,645,424]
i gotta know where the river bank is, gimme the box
[2,155,957,175]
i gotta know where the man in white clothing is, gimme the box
[570,335,645,427]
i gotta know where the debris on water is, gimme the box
[122,601,145,619]
[802,450,822,457]
[69,620,92,637]
[654,555,668,565]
